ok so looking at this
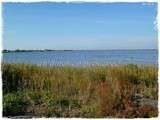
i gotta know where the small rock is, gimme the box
[132,94,158,109]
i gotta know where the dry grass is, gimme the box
[2,63,158,118]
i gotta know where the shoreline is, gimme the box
[1,62,158,68]
[2,49,157,53]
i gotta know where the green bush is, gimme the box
[3,92,30,116]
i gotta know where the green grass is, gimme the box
[2,63,158,118]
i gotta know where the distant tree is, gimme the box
[15,49,21,52]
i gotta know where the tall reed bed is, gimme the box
[2,63,158,117]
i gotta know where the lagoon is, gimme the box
[2,49,158,66]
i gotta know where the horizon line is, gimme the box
[3,48,158,51]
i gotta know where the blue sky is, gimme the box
[3,2,157,50]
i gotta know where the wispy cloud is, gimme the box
[95,20,106,24]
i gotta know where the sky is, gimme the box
[3,2,158,50]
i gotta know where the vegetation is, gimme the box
[2,63,158,118]
[2,49,73,53]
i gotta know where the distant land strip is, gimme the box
[2,49,73,53]
[2,49,157,53]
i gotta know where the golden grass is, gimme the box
[2,63,158,117]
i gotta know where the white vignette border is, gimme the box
[0,0,159,120]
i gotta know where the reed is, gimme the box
[2,63,158,117]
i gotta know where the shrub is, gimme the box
[3,92,30,116]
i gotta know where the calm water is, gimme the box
[2,50,158,66]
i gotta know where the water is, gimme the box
[2,50,158,66]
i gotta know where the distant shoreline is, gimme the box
[2,49,73,53]
[2,49,157,53]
